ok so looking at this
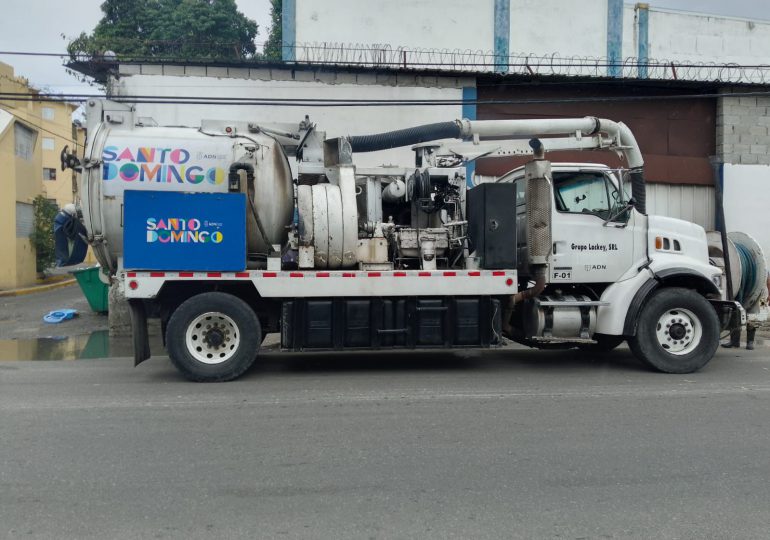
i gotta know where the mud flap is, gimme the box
[129,300,151,366]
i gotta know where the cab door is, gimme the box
[548,170,640,284]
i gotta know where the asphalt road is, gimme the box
[2,345,770,539]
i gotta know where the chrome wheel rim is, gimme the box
[185,312,240,364]
[655,308,702,356]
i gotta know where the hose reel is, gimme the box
[708,231,767,310]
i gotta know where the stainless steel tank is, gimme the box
[80,121,293,273]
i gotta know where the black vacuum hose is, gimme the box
[348,121,462,152]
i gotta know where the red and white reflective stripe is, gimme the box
[123,268,517,299]
[123,269,512,279]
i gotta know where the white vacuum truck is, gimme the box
[68,99,748,381]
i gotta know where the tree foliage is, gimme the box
[68,0,259,61]
[263,0,283,61]
[31,196,59,273]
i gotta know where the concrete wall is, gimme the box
[641,8,770,66]
[112,66,472,170]
[290,1,770,80]
[295,0,495,52]
[294,0,608,60]
[717,92,770,166]
[508,0,607,59]
[718,93,770,264]
[723,164,770,260]
[0,131,18,288]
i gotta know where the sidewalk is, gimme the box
[0,275,76,298]
[0,263,99,298]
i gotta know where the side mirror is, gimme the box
[604,199,635,226]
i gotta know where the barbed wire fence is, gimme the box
[54,39,770,85]
[285,41,770,85]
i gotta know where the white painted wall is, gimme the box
[294,0,606,67]
[723,164,770,263]
[112,72,467,170]
[296,0,495,52]
[293,1,770,80]
[645,9,770,66]
[508,0,607,59]
[621,4,637,63]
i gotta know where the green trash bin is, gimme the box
[72,266,109,313]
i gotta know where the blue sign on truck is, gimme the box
[123,190,247,271]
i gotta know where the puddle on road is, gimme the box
[0,331,147,361]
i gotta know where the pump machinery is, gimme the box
[63,99,766,381]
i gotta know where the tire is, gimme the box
[628,287,719,374]
[166,292,261,382]
[578,334,625,353]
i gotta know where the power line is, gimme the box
[0,106,83,149]
[1,90,769,107]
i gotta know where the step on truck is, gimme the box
[67,99,749,381]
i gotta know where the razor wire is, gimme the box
[288,41,770,85]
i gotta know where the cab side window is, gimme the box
[553,172,622,221]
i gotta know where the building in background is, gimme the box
[39,100,82,208]
[279,0,770,254]
[283,0,770,74]
[0,62,81,289]
[0,62,43,289]
[70,0,770,256]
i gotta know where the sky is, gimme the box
[0,0,272,93]
[0,0,768,95]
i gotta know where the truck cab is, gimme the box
[496,162,733,372]
[499,163,642,285]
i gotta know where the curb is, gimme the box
[0,278,77,298]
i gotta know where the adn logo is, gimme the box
[146,218,224,244]
[584,264,607,271]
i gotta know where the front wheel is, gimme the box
[628,287,719,374]
[166,292,261,382]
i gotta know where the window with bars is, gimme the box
[16,202,34,238]
[14,123,35,161]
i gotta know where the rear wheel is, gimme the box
[166,292,261,382]
[628,287,719,374]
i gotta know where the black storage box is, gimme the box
[467,183,517,269]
